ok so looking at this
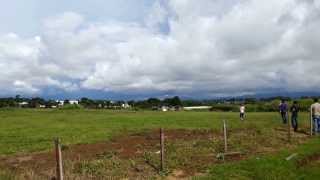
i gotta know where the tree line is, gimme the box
[0,95,183,109]
[0,95,319,112]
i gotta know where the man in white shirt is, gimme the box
[311,98,320,133]
[240,104,245,121]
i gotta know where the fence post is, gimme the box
[286,112,291,142]
[223,120,228,153]
[160,128,165,171]
[287,112,291,142]
[310,107,313,136]
[55,138,64,180]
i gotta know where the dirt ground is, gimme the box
[297,152,320,167]
[0,128,310,179]
[0,129,212,170]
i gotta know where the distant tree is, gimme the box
[80,97,95,108]
[29,97,45,108]
[104,100,111,108]
[15,95,21,103]
[244,98,257,104]
[95,100,107,108]
[45,99,58,107]
[0,98,16,107]
[147,98,161,107]
[128,100,135,106]
[171,96,182,106]
[163,96,182,107]
[117,101,125,106]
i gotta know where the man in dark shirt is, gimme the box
[290,101,299,132]
[279,100,288,124]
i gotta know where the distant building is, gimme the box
[161,106,169,112]
[19,102,28,106]
[121,103,131,109]
[39,105,46,108]
[183,106,212,111]
[18,102,29,108]
[69,100,79,105]
[56,100,64,106]
[56,100,79,106]
[174,106,182,111]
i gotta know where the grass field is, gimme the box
[0,109,293,155]
[0,109,319,179]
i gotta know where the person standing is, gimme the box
[240,104,245,121]
[311,98,320,134]
[290,101,299,132]
[279,100,288,124]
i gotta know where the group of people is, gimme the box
[279,98,320,133]
[238,98,320,133]
[278,100,299,131]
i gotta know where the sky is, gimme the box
[0,0,320,99]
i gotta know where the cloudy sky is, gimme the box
[0,0,320,99]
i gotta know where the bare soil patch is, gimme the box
[0,129,214,171]
[0,128,309,179]
[297,152,320,167]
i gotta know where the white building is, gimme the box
[183,106,212,111]
[56,100,64,106]
[19,102,29,106]
[69,100,79,105]
[39,105,46,108]
[56,100,79,106]
[121,103,131,109]
[18,102,29,107]
[161,106,169,112]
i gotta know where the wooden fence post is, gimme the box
[287,112,291,142]
[310,107,313,136]
[223,120,228,153]
[160,128,165,171]
[55,138,64,180]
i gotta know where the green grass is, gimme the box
[199,137,320,180]
[1,109,319,179]
[0,109,311,155]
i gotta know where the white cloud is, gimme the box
[43,12,84,32]
[1,0,320,97]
